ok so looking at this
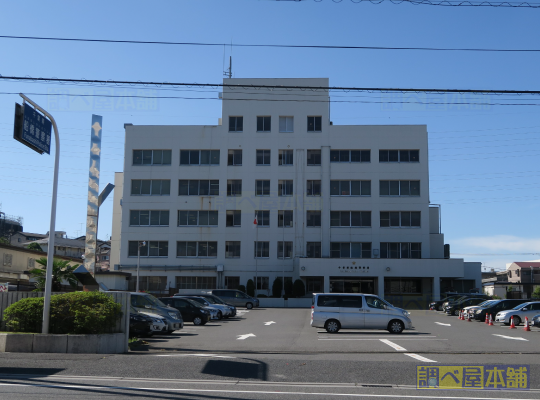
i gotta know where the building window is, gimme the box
[225,276,240,289]
[279,150,293,166]
[379,181,420,196]
[225,241,241,258]
[330,242,371,258]
[508,270,512,278]
[229,116,243,132]
[256,150,271,166]
[180,150,220,165]
[307,116,322,132]
[226,210,242,227]
[254,242,270,258]
[330,180,371,196]
[306,211,321,227]
[228,149,242,166]
[257,116,271,132]
[306,277,323,292]
[255,210,270,227]
[178,211,218,226]
[379,150,419,163]
[255,276,269,290]
[279,116,293,132]
[278,241,293,258]
[278,180,293,196]
[128,241,168,257]
[380,211,421,227]
[178,180,219,196]
[516,269,520,277]
[176,241,217,257]
[385,278,422,294]
[380,242,421,259]
[133,150,172,165]
[306,242,321,258]
[330,211,371,227]
[330,150,370,163]
[256,180,270,196]
[278,210,293,227]
[130,210,169,226]
[129,276,167,292]
[307,150,321,166]
[176,276,216,290]
[131,180,171,196]
[307,180,321,196]
[227,180,242,196]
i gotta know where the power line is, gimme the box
[2,34,540,52]
[280,0,540,8]
[1,75,539,96]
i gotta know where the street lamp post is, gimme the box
[136,241,146,292]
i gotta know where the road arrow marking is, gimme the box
[264,321,276,326]
[154,354,236,358]
[492,334,528,341]
[237,333,256,340]
[435,322,451,326]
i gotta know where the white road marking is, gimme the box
[404,353,437,363]
[492,334,528,341]
[318,338,447,341]
[264,321,276,325]
[237,333,256,340]
[379,339,407,351]
[435,322,451,326]
[154,354,235,359]
[2,382,538,399]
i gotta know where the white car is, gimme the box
[495,302,540,326]
[463,300,498,318]
[139,311,168,333]
[202,306,221,320]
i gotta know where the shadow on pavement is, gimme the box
[201,359,267,380]
[0,367,65,376]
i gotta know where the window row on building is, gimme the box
[228,116,320,132]
[129,209,421,228]
[127,240,421,259]
[133,149,419,166]
[130,179,420,197]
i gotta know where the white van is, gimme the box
[311,293,413,334]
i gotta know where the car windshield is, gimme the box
[479,300,495,307]
[513,304,527,310]
[207,296,226,304]
[190,297,209,306]
[145,294,168,308]
[130,306,138,313]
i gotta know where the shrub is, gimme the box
[246,279,255,297]
[293,279,306,297]
[238,285,246,294]
[3,292,122,334]
[257,294,267,298]
[532,287,540,299]
[284,279,293,298]
[272,278,283,298]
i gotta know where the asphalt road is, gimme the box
[0,307,539,399]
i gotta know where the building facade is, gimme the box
[110,78,480,305]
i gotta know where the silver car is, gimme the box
[495,301,540,326]
[177,296,233,319]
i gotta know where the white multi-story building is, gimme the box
[110,78,480,306]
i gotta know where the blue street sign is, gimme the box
[21,103,52,154]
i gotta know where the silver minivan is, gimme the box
[211,289,260,309]
[311,293,413,334]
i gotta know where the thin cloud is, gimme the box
[452,235,540,253]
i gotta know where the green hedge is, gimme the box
[3,292,122,334]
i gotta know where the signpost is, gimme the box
[13,102,52,155]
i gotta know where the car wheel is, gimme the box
[325,319,340,333]
[437,306,443,311]
[453,309,460,316]
[246,302,253,309]
[193,317,203,326]
[217,311,223,320]
[512,316,521,326]
[388,320,405,334]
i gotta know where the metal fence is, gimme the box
[0,291,130,334]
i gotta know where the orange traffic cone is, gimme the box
[510,316,517,329]
[460,310,465,320]
[458,310,462,320]
[467,312,472,322]
[488,314,494,326]
[523,317,531,332]
[485,314,489,324]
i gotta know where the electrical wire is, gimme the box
[278,0,540,8]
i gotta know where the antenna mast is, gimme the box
[224,56,232,78]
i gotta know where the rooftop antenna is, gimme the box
[224,56,232,78]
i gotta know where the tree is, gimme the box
[272,277,283,298]
[29,257,78,292]
[238,284,246,294]
[0,237,9,245]
[532,286,540,299]
[284,279,293,298]
[293,279,306,297]
[27,242,44,252]
[246,279,255,297]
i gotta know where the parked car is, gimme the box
[444,298,487,316]
[161,297,211,325]
[463,300,499,318]
[441,294,492,311]
[495,301,540,326]
[531,313,540,328]
[473,299,532,322]
[429,293,482,311]
[130,292,183,334]
[311,293,412,334]
[138,310,168,333]
[176,296,233,319]
[211,289,260,309]
[129,306,153,337]
[174,293,238,316]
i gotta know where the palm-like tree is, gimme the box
[29,257,78,291]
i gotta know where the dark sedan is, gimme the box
[161,297,211,325]
[129,307,153,337]
[445,297,487,316]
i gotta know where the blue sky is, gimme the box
[1,1,539,271]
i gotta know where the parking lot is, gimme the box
[138,307,540,362]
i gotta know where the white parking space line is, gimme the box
[318,338,447,341]
[404,353,437,363]
[492,334,528,341]
[264,321,276,326]
[237,333,256,340]
[154,354,236,359]
[435,322,451,326]
[379,339,407,351]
